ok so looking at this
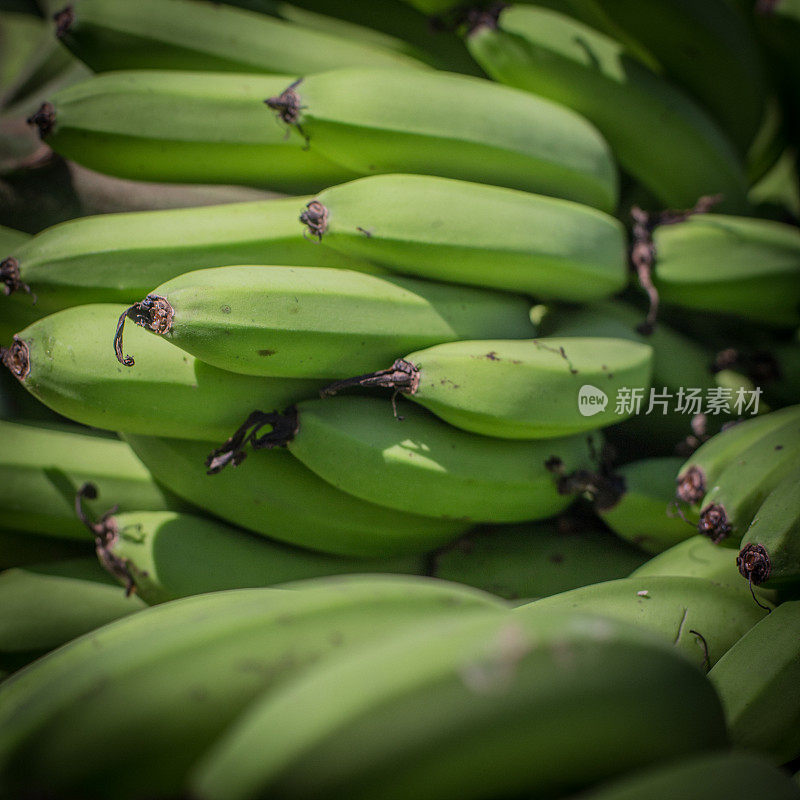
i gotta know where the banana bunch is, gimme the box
[464,5,749,212]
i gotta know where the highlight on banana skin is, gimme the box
[1,1,799,798]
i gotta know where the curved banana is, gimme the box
[206,396,597,523]
[299,174,627,301]
[0,575,506,799]
[112,265,536,378]
[6,304,325,440]
[0,420,187,540]
[430,518,647,601]
[191,610,727,800]
[466,5,749,212]
[708,600,800,766]
[516,574,771,669]
[123,432,469,557]
[263,67,619,211]
[320,336,653,439]
[596,457,695,554]
[0,557,144,659]
[675,403,800,506]
[53,0,429,74]
[651,214,800,327]
[695,418,800,546]
[94,508,425,604]
[571,751,800,800]
[28,70,362,190]
[0,195,379,314]
[595,0,768,154]
[737,463,800,592]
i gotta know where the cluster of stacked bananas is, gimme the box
[1,0,800,797]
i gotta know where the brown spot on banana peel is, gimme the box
[319,358,420,398]
[698,502,732,543]
[0,336,30,381]
[300,200,329,242]
[53,5,75,38]
[676,465,706,504]
[737,543,771,585]
[27,102,56,139]
[114,294,174,367]
[205,406,299,474]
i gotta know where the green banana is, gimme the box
[320,336,653,439]
[299,174,628,301]
[5,304,326,440]
[113,265,536,378]
[430,518,647,601]
[191,609,728,800]
[0,223,29,252]
[0,195,380,315]
[596,457,695,554]
[28,70,362,190]
[53,0,429,74]
[206,396,597,523]
[90,507,425,604]
[263,67,619,211]
[708,600,800,766]
[0,528,88,570]
[737,464,800,591]
[465,5,749,212]
[593,0,769,154]
[749,147,800,224]
[0,557,144,660]
[516,575,771,669]
[567,751,800,800]
[0,419,188,540]
[123,432,469,557]
[695,418,800,545]
[675,403,800,506]
[0,575,506,800]
[650,213,800,327]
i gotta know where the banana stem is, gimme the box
[698,502,732,543]
[264,78,308,145]
[0,257,35,300]
[300,200,329,241]
[737,543,772,585]
[205,407,299,475]
[0,337,30,380]
[320,359,419,398]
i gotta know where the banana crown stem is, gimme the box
[114,294,173,367]
[630,194,722,334]
[320,358,419,398]
[0,336,30,381]
[205,407,299,475]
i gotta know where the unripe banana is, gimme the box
[6,304,325,440]
[430,518,647,601]
[0,195,380,314]
[596,457,695,554]
[737,464,800,592]
[0,420,187,540]
[113,265,536,378]
[0,224,29,252]
[320,336,653,439]
[708,600,800,766]
[299,174,627,301]
[516,575,771,669]
[0,557,144,661]
[466,5,749,212]
[28,70,362,190]
[191,610,728,800]
[595,0,768,154]
[570,751,800,800]
[93,508,425,604]
[0,528,88,570]
[53,0,429,74]
[675,403,800,507]
[0,576,506,800]
[123,432,469,557]
[206,396,597,523]
[263,67,619,211]
[650,214,800,327]
[695,419,800,546]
